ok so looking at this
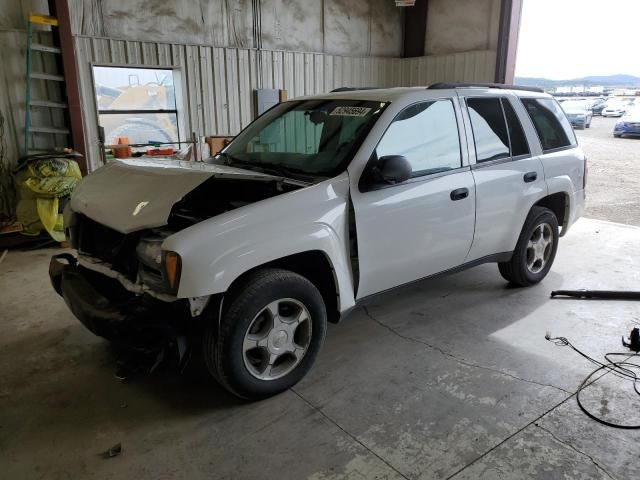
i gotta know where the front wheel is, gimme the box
[498,206,559,287]
[203,268,327,400]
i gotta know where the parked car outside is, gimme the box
[50,85,586,399]
[602,101,627,117]
[613,106,640,137]
[561,100,593,128]
[590,99,607,116]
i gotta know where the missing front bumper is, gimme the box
[49,253,192,352]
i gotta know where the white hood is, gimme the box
[70,159,285,233]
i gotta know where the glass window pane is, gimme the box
[376,100,461,176]
[93,67,176,111]
[467,98,510,163]
[521,98,576,151]
[225,99,386,176]
[99,113,179,146]
[248,110,323,154]
[502,98,530,157]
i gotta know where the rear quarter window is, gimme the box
[520,98,577,152]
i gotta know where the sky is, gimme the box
[515,0,640,80]
[93,66,173,89]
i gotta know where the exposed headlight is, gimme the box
[136,233,181,293]
[136,238,164,268]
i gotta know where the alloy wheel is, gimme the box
[526,222,553,274]
[242,298,312,381]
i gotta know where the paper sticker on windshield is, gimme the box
[330,106,372,117]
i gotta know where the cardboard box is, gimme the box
[205,136,234,156]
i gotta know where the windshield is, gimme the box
[562,101,588,110]
[218,99,388,179]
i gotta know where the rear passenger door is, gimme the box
[461,94,547,261]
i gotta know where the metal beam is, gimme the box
[49,0,88,175]
[403,0,428,58]
[495,0,523,84]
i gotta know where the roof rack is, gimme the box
[330,87,382,92]
[428,82,545,93]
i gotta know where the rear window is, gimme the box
[501,98,530,157]
[466,98,510,163]
[520,98,576,152]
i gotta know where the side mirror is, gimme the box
[378,155,412,184]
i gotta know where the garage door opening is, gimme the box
[515,0,640,227]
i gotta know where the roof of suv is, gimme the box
[296,85,549,103]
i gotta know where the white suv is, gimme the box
[50,84,586,399]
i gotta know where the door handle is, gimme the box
[450,188,469,201]
[524,172,538,183]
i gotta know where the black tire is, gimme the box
[203,268,327,400]
[498,206,559,287]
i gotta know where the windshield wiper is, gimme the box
[216,151,241,165]
[220,156,314,184]
[251,163,309,179]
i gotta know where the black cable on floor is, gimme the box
[546,334,640,429]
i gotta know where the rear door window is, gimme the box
[520,98,576,152]
[501,98,530,157]
[466,98,510,163]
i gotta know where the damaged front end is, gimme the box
[48,213,201,363]
[49,159,306,362]
[49,252,192,355]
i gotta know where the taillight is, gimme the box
[583,156,588,189]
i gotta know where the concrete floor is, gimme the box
[1,217,640,479]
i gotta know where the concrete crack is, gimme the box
[535,424,617,480]
[444,362,625,479]
[290,388,410,480]
[362,306,571,394]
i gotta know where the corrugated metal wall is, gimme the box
[74,35,496,171]
[404,51,496,86]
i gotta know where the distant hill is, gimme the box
[515,74,640,87]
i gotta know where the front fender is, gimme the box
[163,175,356,312]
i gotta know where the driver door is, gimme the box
[350,98,476,299]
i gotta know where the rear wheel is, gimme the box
[498,206,559,287]
[203,268,327,400]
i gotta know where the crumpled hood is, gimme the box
[70,158,282,233]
